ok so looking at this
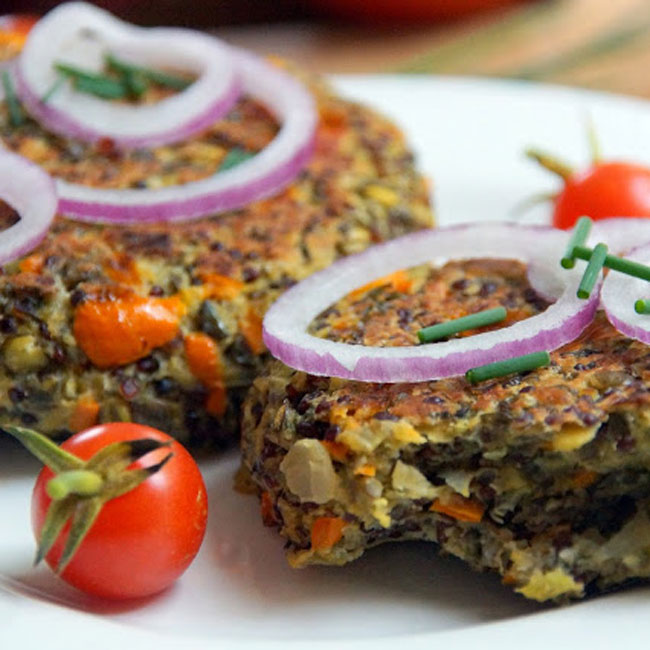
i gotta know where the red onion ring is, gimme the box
[263,223,599,383]
[53,49,316,223]
[15,2,240,149]
[590,218,650,255]
[0,148,57,264]
[601,243,650,344]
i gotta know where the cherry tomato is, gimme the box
[553,161,650,230]
[308,0,528,23]
[32,423,208,600]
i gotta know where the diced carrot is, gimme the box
[311,516,345,551]
[69,396,100,433]
[73,295,182,368]
[200,272,244,300]
[206,385,227,416]
[430,493,485,523]
[319,104,348,130]
[239,307,264,355]
[260,491,277,527]
[184,332,223,387]
[349,269,412,298]
[184,332,227,416]
[572,469,599,489]
[104,254,140,285]
[321,440,350,462]
[354,463,376,477]
[18,254,44,274]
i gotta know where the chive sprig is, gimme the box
[561,217,650,309]
[635,300,650,315]
[2,70,24,127]
[577,242,608,299]
[219,148,255,171]
[418,307,506,343]
[105,53,192,91]
[561,216,592,269]
[573,245,650,282]
[465,350,550,384]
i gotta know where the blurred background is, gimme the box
[4,0,650,98]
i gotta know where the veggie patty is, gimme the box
[0,65,432,448]
[241,257,650,601]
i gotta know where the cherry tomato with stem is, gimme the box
[6,422,208,600]
[526,137,650,230]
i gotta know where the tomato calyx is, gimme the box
[4,425,172,572]
[525,147,575,181]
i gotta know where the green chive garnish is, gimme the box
[121,69,148,99]
[465,350,550,384]
[55,62,115,84]
[573,245,650,282]
[106,53,192,91]
[219,148,254,172]
[54,62,128,99]
[561,216,592,269]
[2,70,24,127]
[41,75,67,104]
[577,242,608,299]
[635,300,650,315]
[417,307,507,343]
[73,76,127,100]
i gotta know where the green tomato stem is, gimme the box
[47,470,104,500]
[3,426,83,473]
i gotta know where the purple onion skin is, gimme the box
[263,287,598,384]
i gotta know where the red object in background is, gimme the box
[552,162,650,229]
[0,1,301,27]
[0,13,38,44]
[308,0,531,23]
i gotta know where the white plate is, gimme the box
[2,75,650,650]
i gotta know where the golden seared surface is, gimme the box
[0,69,432,447]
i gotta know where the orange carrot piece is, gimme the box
[73,295,182,368]
[104,254,140,285]
[349,270,412,298]
[184,332,223,387]
[200,273,244,300]
[69,396,100,433]
[184,332,227,416]
[321,440,350,462]
[430,494,485,523]
[239,307,264,354]
[18,254,44,274]
[260,491,277,527]
[311,516,345,551]
[206,385,227,416]
[354,463,376,477]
